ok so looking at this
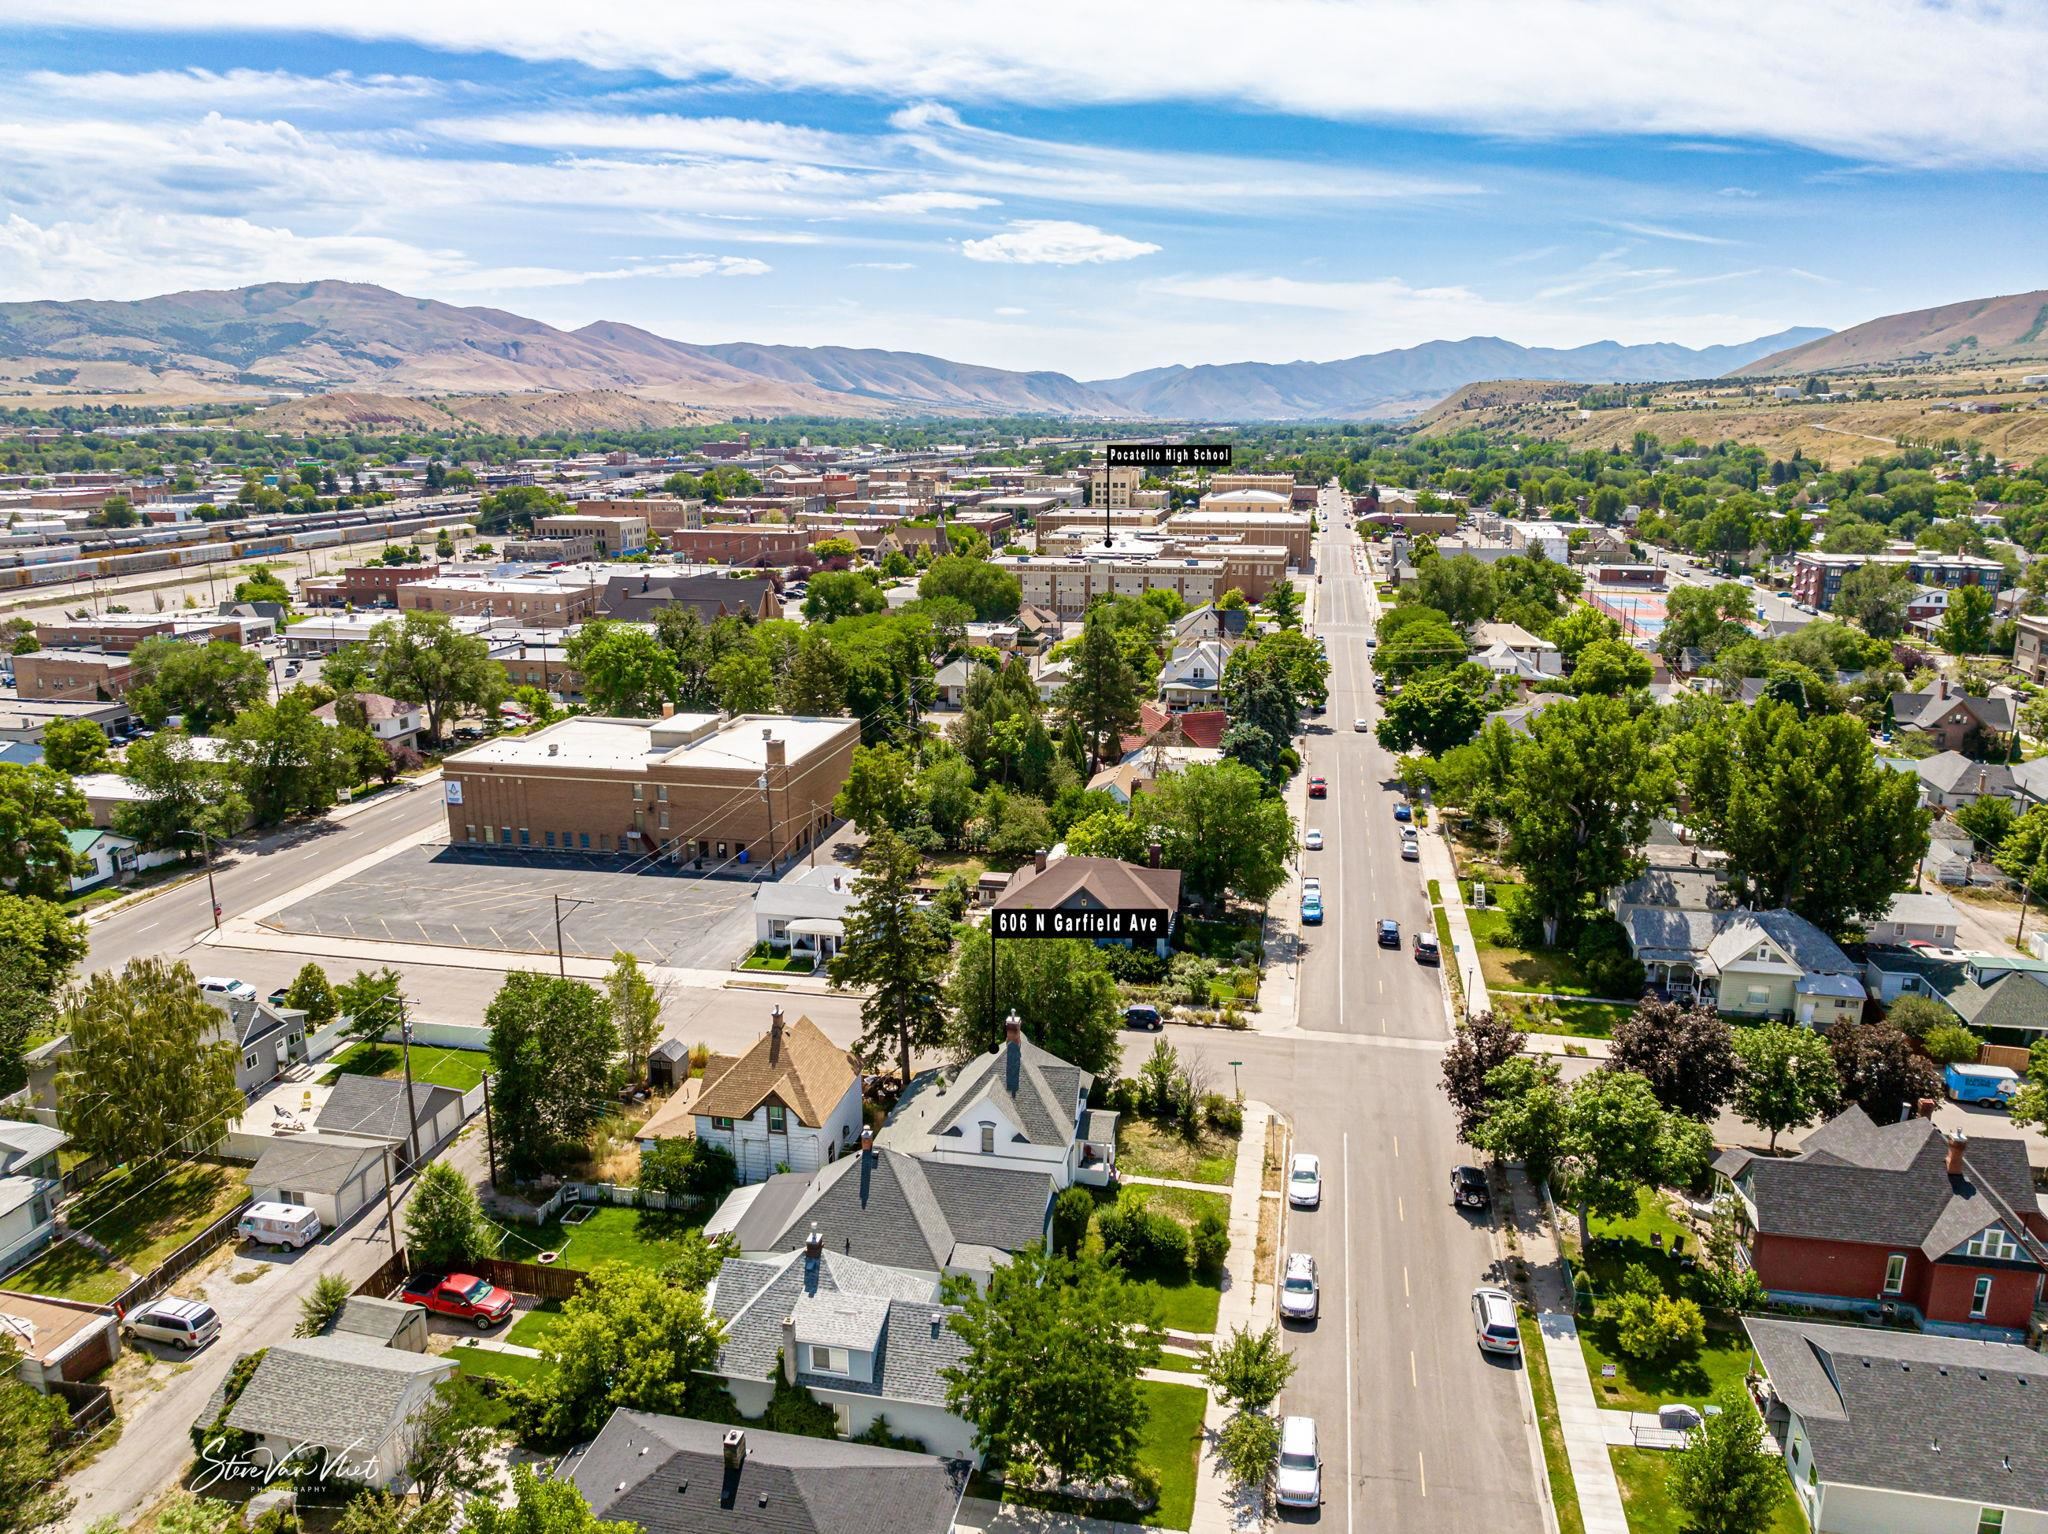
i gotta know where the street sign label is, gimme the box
[992,907,1169,941]
[1105,443,1232,469]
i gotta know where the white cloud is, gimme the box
[852,261,915,270]
[427,111,858,164]
[26,1,2048,166]
[22,67,441,108]
[1609,221,1741,246]
[994,306,1027,316]
[960,220,1159,265]
[860,191,999,214]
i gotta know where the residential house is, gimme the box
[992,852,1181,960]
[677,1008,862,1184]
[706,1132,1052,1284]
[932,659,975,710]
[705,1237,977,1458]
[569,1409,971,1534]
[1483,693,1568,737]
[0,1123,67,1274]
[312,693,424,748]
[1890,680,2015,753]
[1157,639,1229,710]
[880,1017,1116,1189]
[1012,604,1062,652]
[1897,751,2016,811]
[1610,874,1867,1021]
[62,827,145,892]
[753,865,858,966]
[1863,890,1963,949]
[1469,641,1565,684]
[246,1133,390,1233]
[313,1075,468,1161]
[218,1334,454,1490]
[1716,1109,2048,1338]
[1170,603,1249,648]
[1745,1315,2048,1534]
[1031,656,1073,703]
[1937,958,2048,1047]
[202,991,309,1096]
[0,1291,122,1390]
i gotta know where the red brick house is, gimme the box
[1715,1109,2048,1339]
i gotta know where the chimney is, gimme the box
[1034,849,1048,873]
[1005,1013,1023,1047]
[1915,1097,1937,1120]
[832,874,842,892]
[769,1004,785,1062]
[1939,678,1952,700]
[1147,841,1162,869]
[661,702,675,719]
[804,1227,823,1263]
[723,1428,748,1470]
[1946,1132,1968,1176]
[765,736,786,767]
[859,1124,874,1154]
[780,1317,797,1383]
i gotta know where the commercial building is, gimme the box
[1034,505,1164,540]
[530,513,647,557]
[2015,612,2048,684]
[995,536,1289,619]
[600,571,782,623]
[397,572,601,627]
[1792,550,2007,611]
[1086,465,1145,509]
[503,531,598,563]
[658,526,812,566]
[1171,499,1313,564]
[31,616,242,651]
[441,711,859,867]
[298,564,438,610]
[11,650,133,701]
[1208,473,1298,496]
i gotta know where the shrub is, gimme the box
[1097,1197,1191,1278]
[761,1364,838,1438]
[1099,944,1169,984]
[1885,994,1953,1040]
[851,1414,928,1453]
[1051,1186,1095,1258]
[1612,1291,1707,1364]
[1573,915,1645,998]
[1213,1410,1280,1495]
[1168,953,1220,1008]
[1921,1023,1983,1066]
[1193,1209,1230,1272]
[685,1142,738,1198]
[638,1137,697,1197]
[1203,1093,1243,1136]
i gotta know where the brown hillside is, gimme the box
[249,390,723,434]
[1738,289,2048,377]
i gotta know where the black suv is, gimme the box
[1451,1165,1490,1210]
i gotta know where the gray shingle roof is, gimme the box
[248,1133,387,1197]
[711,1249,964,1408]
[569,1409,968,1534]
[328,1297,419,1346]
[314,1074,463,1142]
[224,1334,449,1448]
[1704,910,1858,977]
[914,1035,1089,1149]
[1892,689,2015,733]
[1941,968,2048,1035]
[0,1121,66,1176]
[1745,1317,2048,1510]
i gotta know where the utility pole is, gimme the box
[481,1072,498,1189]
[552,893,592,978]
[180,828,221,929]
[379,1143,400,1259]
[396,995,422,1169]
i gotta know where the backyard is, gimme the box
[1090,1183,1229,1334]
[1610,1447,1807,1534]
[5,1162,250,1304]
[327,1041,489,1093]
[973,1378,1207,1530]
[492,1203,707,1271]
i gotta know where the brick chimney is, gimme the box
[724,1428,748,1469]
[859,1124,874,1154]
[661,701,675,718]
[1147,841,1163,869]
[804,1227,823,1263]
[765,733,786,767]
[1034,849,1048,873]
[1915,1097,1937,1119]
[1946,1132,1968,1175]
[769,1004,785,1062]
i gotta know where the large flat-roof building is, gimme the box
[995,536,1289,619]
[441,711,859,868]
[1171,497,1313,564]
[530,513,646,557]
[397,572,601,627]
[1792,550,2007,611]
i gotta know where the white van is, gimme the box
[239,1202,323,1250]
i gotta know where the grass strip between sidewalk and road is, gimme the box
[1520,1315,1586,1534]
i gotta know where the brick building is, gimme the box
[600,572,782,623]
[1169,501,1314,564]
[12,650,133,701]
[995,538,1289,618]
[1791,550,2007,611]
[398,574,601,627]
[529,513,646,557]
[299,565,438,610]
[32,616,242,651]
[441,711,858,867]
[658,526,813,566]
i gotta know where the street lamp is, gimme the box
[178,828,221,929]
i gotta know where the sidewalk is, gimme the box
[1190,1099,1278,1534]
[1420,830,1491,1019]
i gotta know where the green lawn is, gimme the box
[740,944,816,973]
[1522,1317,1586,1534]
[449,1345,553,1387]
[1177,917,1262,966]
[1125,1184,1231,1228]
[1609,1448,1807,1534]
[5,1163,250,1304]
[492,1204,705,1271]
[1498,996,1635,1039]
[1465,880,1597,996]
[1137,1274,1224,1334]
[1117,1119,1238,1186]
[972,1380,1207,1530]
[1576,1190,1756,1412]
[506,1301,563,1348]
[328,1041,488,1093]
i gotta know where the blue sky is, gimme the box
[1,2,2045,378]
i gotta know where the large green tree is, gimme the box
[1657,582,1752,667]
[55,957,243,1162]
[1059,610,1145,772]
[1415,555,1499,629]
[111,729,247,853]
[1137,760,1294,912]
[1938,583,1994,655]
[942,1243,1161,1484]
[485,972,619,1178]
[1552,1069,1703,1247]
[0,764,85,898]
[223,692,353,825]
[919,555,1022,621]
[516,1263,726,1445]
[37,718,108,776]
[945,928,1123,1076]
[406,1161,500,1270]
[1375,663,1491,755]
[361,611,505,741]
[1730,1022,1840,1150]
[564,621,679,716]
[1665,1387,1784,1534]
[126,637,267,731]
[0,895,85,996]
[0,1351,72,1534]
[1834,562,1913,639]
[1570,638,1653,695]
[830,827,951,1086]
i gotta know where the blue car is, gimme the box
[1393,801,1412,822]
[1301,894,1324,925]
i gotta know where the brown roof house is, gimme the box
[1889,680,2015,754]
[992,851,1181,957]
[643,1007,862,1185]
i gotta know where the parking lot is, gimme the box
[264,844,760,967]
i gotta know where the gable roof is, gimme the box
[225,1334,450,1448]
[312,693,418,725]
[1941,966,2048,1035]
[1891,688,2015,733]
[1703,909,1858,978]
[994,855,1179,918]
[1715,1109,2046,1266]
[328,1297,421,1347]
[203,991,304,1052]
[248,1133,388,1198]
[1745,1317,2048,1511]
[1910,750,2013,797]
[693,1014,855,1128]
[0,1121,66,1176]
[570,1409,968,1534]
[313,1074,464,1143]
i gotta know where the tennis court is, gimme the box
[1587,589,1671,644]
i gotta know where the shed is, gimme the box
[648,1038,693,1090]
[247,1133,389,1232]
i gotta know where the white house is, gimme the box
[1864,889,1963,949]
[1158,639,1229,710]
[220,1334,453,1490]
[663,1008,862,1185]
[313,693,423,748]
[931,659,975,711]
[63,826,166,892]
[752,864,858,966]
[246,1133,390,1233]
[0,1123,67,1274]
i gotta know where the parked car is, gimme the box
[1400,835,1420,862]
[1470,1286,1521,1355]
[402,1272,516,1329]
[1300,890,1324,924]
[1307,775,1327,799]
[1392,801,1412,822]
[239,1202,323,1251]
[1412,932,1440,965]
[1377,918,1400,947]
[1279,1252,1319,1323]
[1304,828,1323,851]
[1450,1165,1490,1209]
[198,977,257,1002]
[1288,1153,1322,1209]
[123,1297,220,1351]
[1124,1004,1163,1032]
[1275,1416,1322,1509]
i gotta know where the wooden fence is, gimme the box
[353,1247,411,1299]
[112,1197,252,1313]
[468,1255,592,1303]
[49,1379,113,1441]
[1978,1044,2033,1073]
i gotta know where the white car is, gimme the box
[1304,828,1324,852]
[197,977,257,1002]
[1354,718,1368,732]
[122,1297,220,1351]
[1471,1286,1521,1355]
[1274,1416,1322,1509]
[1288,1153,1323,1209]
[1279,1252,1319,1323]
[1401,833,1420,862]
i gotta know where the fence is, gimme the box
[50,1379,113,1441]
[353,1247,411,1299]
[467,1255,591,1303]
[112,1196,253,1313]
[487,1181,703,1224]
[1979,1044,2033,1073]
[56,1154,111,1198]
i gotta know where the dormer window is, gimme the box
[980,1123,996,1154]
[1964,1226,2021,1262]
[807,1344,849,1375]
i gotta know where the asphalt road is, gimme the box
[1654,551,1807,626]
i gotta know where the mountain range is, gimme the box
[0,278,1843,422]
[1731,287,2048,376]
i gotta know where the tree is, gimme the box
[1835,562,1914,639]
[1730,1022,1840,1150]
[282,963,337,1027]
[0,895,85,995]
[1260,580,1303,630]
[126,638,267,731]
[945,928,1123,1076]
[778,632,849,716]
[1416,555,1499,628]
[1657,582,1752,667]
[1884,994,1954,1040]
[403,1376,504,1504]
[336,965,404,1044]
[803,570,886,622]
[112,729,246,854]
[1375,664,1491,755]
[1554,1069,1694,1246]
[1059,610,1145,772]
[1920,1023,1983,1066]
[833,744,918,835]
[465,1466,636,1534]
[1440,1013,1526,1142]
[223,692,352,825]
[517,1263,727,1444]
[1137,761,1294,912]
[1548,604,1622,671]
[297,1272,353,1336]
[1203,1324,1296,1412]
[1828,1019,1942,1122]
[1954,792,2017,853]
[234,568,291,607]
[1938,583,1994,655]
[362,611,505,741]
[486,972,619,1179]
[831,827,950,1086]
[1063,809,1146,861]
[1212,1409,1281,1499]
[406,1161,500,1271]
[474,484,569,534]
[1375,611,1467,678]
[1607,999,1737,1121]
[710,649,774,714]
[1503,696,1672,943]
[2006,1039,2048,1129]
[55,958,243,1162]
[0,1349,73,1534]
[920,556,1022,621]
[564,622,678,716]
[1570,637,1653,695]
[0,765,84,897]
[1666,1387,1783,1534]
[37,718,107,775]
[605,952,664,1080]
[1471,1056,1568,1188]
[942,1243,1161,1485]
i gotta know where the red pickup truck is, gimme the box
[401,1272,515,1329]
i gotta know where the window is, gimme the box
[1965,1227,2021,1262]
[710,1116,734,1132]
[545,831,555,848]
[242,1051,258,1072]
[1972,1275,1994,1318]
[579,834,590,850]
[656,785,668,802]
[1883,1254,1906,1295]
[1978,1510,2005,1534]
[465,824,476,843]
[518,828,530,846]
[1745,987,1770,1006]
[808,1344,848,1375]
[980,1123,996,1155]
[632,784,643,801]
[767,1105,787,1135]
